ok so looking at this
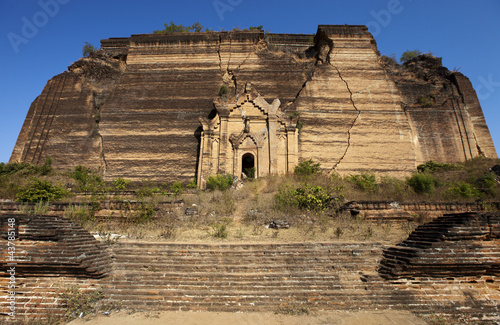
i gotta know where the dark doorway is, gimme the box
[242,153,255,179]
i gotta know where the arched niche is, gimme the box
[242,152,255,178]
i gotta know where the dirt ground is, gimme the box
[68,310,429,325]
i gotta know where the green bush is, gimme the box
[170,181,184,195]
[380,176,408,200]
[294,159,321,176]
[275,183,330,211]
[136,186,164,198]
[477,172,497,196]
[0,158,52,177]
[113,177,131,190]
[218,85,228,96]
[244,167,256,179]
[447,181,480,199]
[294,185,330,211]
[133,202,155,223]
[347,173,379,192]
[274,184,298,209]
[186,178,197,189]
[288,112,304,134]
[206,174,234,191]
[72,165,105,192]
[16,178,68,202]
[417,160,460,173]
[407,173,437,194]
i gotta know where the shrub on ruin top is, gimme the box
[82,42,97,58]
[400,49,423,63]
[154,21,205,33]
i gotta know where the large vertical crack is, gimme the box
[91,90,108,175]
[284,58,317,111]
[98,133,108,174]
[226,34,232,73]
[330,64,361,170]
[287,68,315,110]
[226,34,238,94]
[217,33,238,94]
[217,34,223,72]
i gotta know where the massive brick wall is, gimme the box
[9,25,497,182]
[294,25,418,175]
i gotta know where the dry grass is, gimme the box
[77,175,422,245]
[2,157,499,245]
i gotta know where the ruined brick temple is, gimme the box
[10,25,497,185]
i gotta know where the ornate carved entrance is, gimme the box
[197,83,298,189]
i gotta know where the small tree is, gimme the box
[190,22,205,32]
[400,49,423,63]
[82,42,97,58]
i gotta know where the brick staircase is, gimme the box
[379,212,500,278]
[1,214,499,323]
[103,242,386,312]
[0,214,109,319]
[0,214,110,277]
[100,241,499,323]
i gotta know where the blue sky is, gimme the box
[0,0,499,164]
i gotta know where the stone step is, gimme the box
[2,239,499,323]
